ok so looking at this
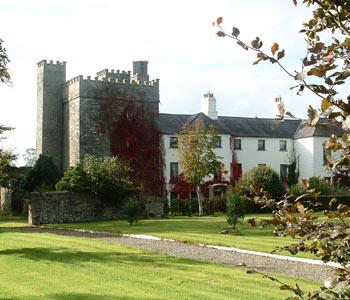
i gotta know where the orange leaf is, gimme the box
[271,42,279,56]
[217,17,223,25]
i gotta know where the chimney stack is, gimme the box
[202,92,218,120]
[274,95,285,119]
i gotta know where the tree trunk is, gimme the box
[196,185,203,216]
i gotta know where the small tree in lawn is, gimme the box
[178,119,222,216]
[226,189,245,233]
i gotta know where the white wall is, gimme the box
[235,137,293,174]
[313,137,334,178]
[294,137,314,180]
[163,134,294,186]
[163,134,232,185]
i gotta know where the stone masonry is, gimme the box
[28,191,164,225]
[37,60,160,172]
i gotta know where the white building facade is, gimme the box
[160,93,340,198]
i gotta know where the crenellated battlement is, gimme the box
[37,59,66,67]
[64,75,83,87]
[63,74,159,88]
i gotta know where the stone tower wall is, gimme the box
[38,60,160,171]
[77,76,160,164]
[62,77,81,170]
[36,60,66,171]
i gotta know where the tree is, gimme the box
[226,189,245,231]
[238,165,285,197]
[56,155,137,204]
[0,127,16,188]
[178,119,222,216]
[22,148,36,167]
[25,155,60,192]
[0,38,14,186]
[215,1,350,298]
[0,38,10,85]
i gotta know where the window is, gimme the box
[170,136,178,148]
[323,147,331,165]
[170,162,179,182]
[258,139,265,151]
[280,164,288,179]
[280,140,287,151]
[233,139,241,150]
[214,136,222,148]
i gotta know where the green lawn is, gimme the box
[52,214,313,257]
[0,217,319,300]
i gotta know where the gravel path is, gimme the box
[26,226,336,282]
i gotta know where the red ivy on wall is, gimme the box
[100,97,164,197]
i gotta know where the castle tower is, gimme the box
[36,60,66,171]
[132,61,149,83]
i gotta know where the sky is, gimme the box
[0,0,319,165]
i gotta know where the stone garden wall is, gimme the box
[28,191,164,225]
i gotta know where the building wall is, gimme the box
[235,137,293,174]
[294,137,314,179]
[313,137,334,178]
[163,134,295,191]
[36,60,66,171]
[62,78,81,170]
[163,134,232,185]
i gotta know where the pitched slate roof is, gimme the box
[158,113,343,138]
[293,119,344,138]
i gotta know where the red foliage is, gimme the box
[100,98,164,197]
[230,136,242,183]
[171,173,230,199]
[170,173,195,199]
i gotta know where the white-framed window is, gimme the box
[280,140,287,151]
[258,139,265,151]
[170,162,179,182]
[280,164,288,179]
[233,138,241,150]
[214,136,222,148]
[170,136,178,148]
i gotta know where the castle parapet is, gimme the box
[37,59,66,67]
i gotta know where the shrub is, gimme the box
[226,190,245,230]
[56,163,91,192]
[56,155,137,205]
[289,182,306,196]
[125,196,140,226]
[238,165,285,197]
[25,155,60,192]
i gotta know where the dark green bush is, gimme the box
[56,154,137,205]
[291,177,350,196]
[238,165,285,197]
[56,163,91,192]
[125,196,140,226]
[226,190,245,230]
[25,155,61,192]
